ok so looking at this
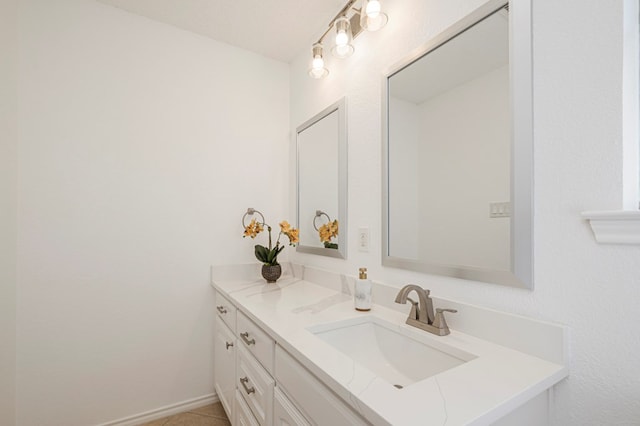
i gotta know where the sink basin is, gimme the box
[308,316,475,388]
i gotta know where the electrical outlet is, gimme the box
[358,227,370,252]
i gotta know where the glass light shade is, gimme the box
[331,16,354,58]
[308,43,329,79]
[361,0,388,31]
[365,0,381,18]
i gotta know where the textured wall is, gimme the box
[289,0,640,424]
[0,0,18,424]
[16,0,289,424]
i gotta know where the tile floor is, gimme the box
[141,402,230,426]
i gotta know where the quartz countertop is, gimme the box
[211,265,568,426]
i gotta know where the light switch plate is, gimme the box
[358,227,370,252]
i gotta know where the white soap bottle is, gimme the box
[355,267,372,311]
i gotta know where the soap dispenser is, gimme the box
[355,267,372,311]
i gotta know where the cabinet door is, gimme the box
[273,387,311,426]
[214,315,236,422]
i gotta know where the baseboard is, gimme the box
[96,393,219,426]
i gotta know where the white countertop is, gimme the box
[211,265,568,426]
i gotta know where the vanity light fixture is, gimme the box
[307,0,388,78]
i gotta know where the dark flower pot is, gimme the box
[261,264,282,283]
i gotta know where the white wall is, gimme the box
[16,1,289,425]
[290,0,640,424]
[0,0,18,424]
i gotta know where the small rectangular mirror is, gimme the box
[382,0,532,288]
[297,98,348,259]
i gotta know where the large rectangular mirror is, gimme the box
[382,0,533,288]
[297,98,348,259]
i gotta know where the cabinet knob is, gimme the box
[240,377,255,395]
[240,332,256,346]
[216,306,228,314]
[225,341,234,350]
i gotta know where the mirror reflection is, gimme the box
[297,98,347,258]
[383,1,532,288]
[388,7,509,269]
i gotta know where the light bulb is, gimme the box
[331,16,354,58]
[312,56,324,70]
[336,30,348,46]
[361,0,387,31]
[366,0,381,18]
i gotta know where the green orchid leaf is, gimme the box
[254,245,269,263]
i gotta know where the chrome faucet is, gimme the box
[395,285,457,336]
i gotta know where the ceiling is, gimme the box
[97,0,348,63]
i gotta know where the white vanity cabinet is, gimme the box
[214,289,369,426]
[212,265,569,426]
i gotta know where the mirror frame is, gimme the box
[381,0,533,288]
[296,97,348,259]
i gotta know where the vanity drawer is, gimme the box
[235,389,260,426]
[237,310,275,374]
[215,291,236,332]
[275,345,368,426]
[237,345,274,426]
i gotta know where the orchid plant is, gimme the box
[243,219,299,266]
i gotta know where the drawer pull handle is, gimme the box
[240,377,255,394]
[240,332,255,346]
[216,306,227,314]
[225,341,234,350]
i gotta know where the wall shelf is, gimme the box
[582,210,640,244]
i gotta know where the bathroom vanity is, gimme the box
[211,264,568,426]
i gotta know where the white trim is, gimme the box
[582,210,640,244]
[95,393,218,426]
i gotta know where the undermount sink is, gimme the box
[308,316,476,388]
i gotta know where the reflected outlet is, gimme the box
[489,202,511,218]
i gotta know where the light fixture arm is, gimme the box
[315,0,360,44]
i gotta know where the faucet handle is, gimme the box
[433,308,457,335]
